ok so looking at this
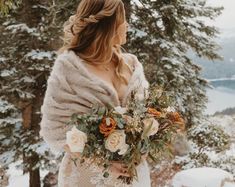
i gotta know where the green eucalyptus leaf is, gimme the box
[98,106,106,116]
[103,171,109,178]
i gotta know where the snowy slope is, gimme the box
[171,167,235,187]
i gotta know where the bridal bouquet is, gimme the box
[65,86,185,185]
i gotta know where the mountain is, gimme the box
[191,28,235,79]
[213,107,235,116]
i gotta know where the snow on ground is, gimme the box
[171,114,235,187]
[6,161,48,187]
[171,167,235,187]
[6,161,28,187]
[208,115,235,159]
[209,115,235,137]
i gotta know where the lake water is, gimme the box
[205,79,235,115]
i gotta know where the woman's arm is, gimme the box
[39,54,92,154]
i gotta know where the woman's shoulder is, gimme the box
[122,52,139,62]
[56,50,140,68]
[121,52,143,71]
[52,49,71,69]
[47,49,84,85]
[52,49,83,72]
[54,49,75,64]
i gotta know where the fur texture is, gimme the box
[39,49,150,187]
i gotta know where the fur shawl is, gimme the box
[39,49,150,154]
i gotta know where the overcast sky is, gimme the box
[207,0,235,30]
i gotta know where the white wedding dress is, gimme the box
[58,152,151,187]
[88,159,151,187]
[130,160,151,187]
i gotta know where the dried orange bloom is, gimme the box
[168,112,182,122]
[167,112,185,131]
[147,107,162,117]
[99,117,117,137]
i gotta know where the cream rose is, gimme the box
[66,126,87,153]
[105,130,129,155]
[142,117,159,137]
[114,106,127,115]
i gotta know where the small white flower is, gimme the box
[66,126,87,153]
[135,93,145,101]
[114,106,127,115]
[105,130,129,155]
[165,106,176,112]
[142,117,159,137]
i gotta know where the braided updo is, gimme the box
[58,0,132,85]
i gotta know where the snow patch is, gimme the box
[0,68,16,77]
[25,50,55,60]
[171,167,235,187]
[6,161,49,187]
[5,23,40,36]
[0,57,7,63]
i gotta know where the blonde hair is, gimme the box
[57,0,132,84]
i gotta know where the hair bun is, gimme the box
[83,15,99,23]
[69,15,76,22]
[62,14,77,45]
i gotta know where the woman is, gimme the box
[39,0,151,186]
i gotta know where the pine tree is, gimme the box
[124,0,223,127]
[0,0,80,186]
[0,99,22,167]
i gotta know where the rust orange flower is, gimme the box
[99,116,117,137]
[147,107,162,117]
[167,112,185,131]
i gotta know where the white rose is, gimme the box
[114,106,127,115]
[66,126,87,153]
[142,117,159,137]
[105,130,129,155]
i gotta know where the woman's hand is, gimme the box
[108,152,148,179]
[141,152,148,160]
[64,144,148,179]
[108,161,130,179]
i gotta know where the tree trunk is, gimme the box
[29,152,41,187]
[19,1,42,186]
[22,102,41,187]
[27,75,46,187]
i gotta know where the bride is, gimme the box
[40,0,151,186]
